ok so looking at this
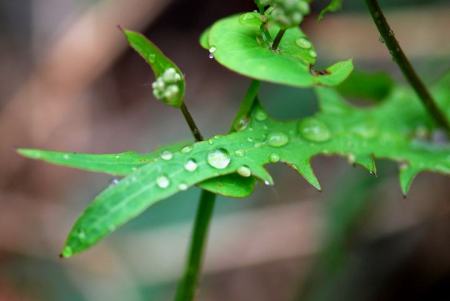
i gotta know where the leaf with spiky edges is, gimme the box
[20,74,450,257]
[202,13,353,87]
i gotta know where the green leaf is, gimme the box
[203,13,353,87]
[18,143,254,199]
[319,0,343,20]
[122,29,185,107]
[337,69,394,102]
[22,75,450,256]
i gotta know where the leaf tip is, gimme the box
[17,148,40,159]
[60,246,74,259]
[399,164,420,196]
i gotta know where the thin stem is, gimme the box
[174,190,216,301]
[272,28,286,50]
[180,103,204,141]
[365,0,450,132]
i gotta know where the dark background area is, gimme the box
[0,0,449,300]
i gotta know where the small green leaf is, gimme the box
[319,0,343,20]
[204,13,353,87]
[122,29,185,107]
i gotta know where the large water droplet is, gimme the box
[237,165,252,177]
[207,148,231,169]
[267,132,289,147]
[156,175,170,189]
[296,37,312,49]
[269,153,280,163]
[298,118,331,143]
[184,159,198,172]
[160,150,173,161]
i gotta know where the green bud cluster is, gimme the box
[152,68,182,103]
[259,0,310,28]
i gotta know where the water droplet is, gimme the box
[178,183,188,191]
[63,154,70,160]
[235,117,250,131]
[237,165,252,177]
[264,180,272,186]
[399,162,408,170]
[160,150,173,160]
[309,50,317,58]
[147,53,156,63]
[110,178,120,186]
[296,37,312,49]
[77,230,86,240]
[353,125,376,139]
[269,153,280,163]
[298,118,331,143]
[235,149,245,157]
[208,46,216,59]
[208,139,214,145]
[255,110,267,121]
[247,137,254,142]
[347,154,356,164]
[207,148,231,169]
[62,246,73,258]
[181,146,192,153]
[239,12,259,25]
[156,175,170,189]
[184,159,198,172]
[267,132,289,147]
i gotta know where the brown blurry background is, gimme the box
[0,0,449,300]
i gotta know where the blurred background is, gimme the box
[1,0,449,300]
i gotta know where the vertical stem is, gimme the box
[176,101,216,301]
[272,29,286,50]
[365,0,450,132]
[174,190,216,301]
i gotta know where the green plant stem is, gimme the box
[174,189,216,301]
[272,29,286,50]
[176,102,216,301]
[175,79,262,300]
[180,103,204,141]
[365,0,450,132]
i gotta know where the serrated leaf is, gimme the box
[17,143,254,199]
[203,13,353,87]
[319,0,343,20]
[122,29,185,107]
[23,74,450,256]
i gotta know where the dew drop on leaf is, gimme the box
[178,183,188,191]
[270,153,280,163]
[63,154,70,160]
[309,50,317,58]
[298,118,331,142]
[209,46,216,59]
[235,149,245,157]
[237,165,252,177]
[160,150,173,160]
[181,146,193,153]
[295,37,312,49]
[184,159,198,172]
[255,110,268,121]
[239,12,259,26]
[147,53,156,63]
[267,132,289,147]
[207,148,231,169]
[156,175,170,189]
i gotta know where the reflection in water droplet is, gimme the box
[160,150,173,160]
[270,153,280,163]
[184,159,198,172]
[267,132,289,147]
[298,118,331,142]
[156,175,170,189]
[207,149,231,169]
[237,165,252,177]
[296,37,312,49]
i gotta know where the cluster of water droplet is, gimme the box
[260,0,310,29]
[152,67,182,104]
